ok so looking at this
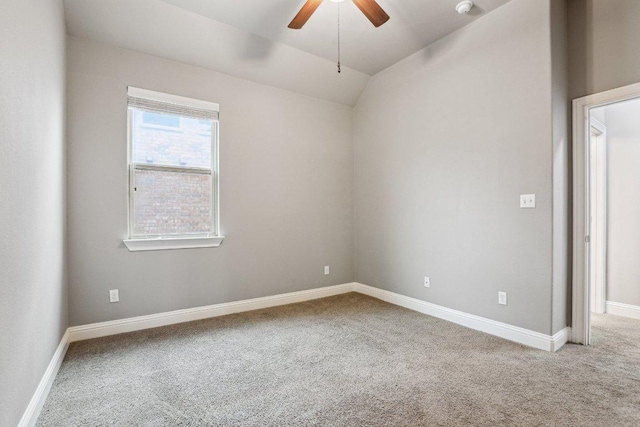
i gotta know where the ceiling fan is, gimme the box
[288,0,390,29]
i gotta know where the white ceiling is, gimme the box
[159,0,511,75]
[63,0,511,106]
[64,0,370,106]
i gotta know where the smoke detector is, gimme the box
[456,1,474,14]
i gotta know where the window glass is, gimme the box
[133,168,212,236]
[142,111,180,128]
[132,110,212,169]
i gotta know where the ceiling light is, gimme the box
[456,1,474,14]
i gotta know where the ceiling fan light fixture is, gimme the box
[456,1,474,15]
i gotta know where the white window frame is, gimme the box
[123,87,224,251]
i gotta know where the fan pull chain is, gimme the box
[337,1,341,74]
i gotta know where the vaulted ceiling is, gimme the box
[160,0,510,75]
[63,0,510,105]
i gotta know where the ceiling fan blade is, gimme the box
[288,0,323,29]
[351,0,390,27]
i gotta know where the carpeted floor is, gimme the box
[37,293,640,426]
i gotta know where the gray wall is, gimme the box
[67,37,355,326]
[551,0,571,334]
[354,0,563,335]
[0,1,67,425]
[601,99,640,307]
[569,0,640,99]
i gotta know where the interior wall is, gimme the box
[551,0,571,334]
[0,1,68,425]
[568,0,640,100]
[354,0,559,334]
[601,99,640,307]
[66,37,354,326]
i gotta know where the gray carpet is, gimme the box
[37,293,640,426]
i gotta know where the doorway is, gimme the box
[573,81,640,345]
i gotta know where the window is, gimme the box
[141,111,180,128]
[124,87,223,251]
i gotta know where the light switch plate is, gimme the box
[424,277,430,288]
[498,291,507,305]
[520,194,536,208]
[324,266,330,275]
[109,289,119,303]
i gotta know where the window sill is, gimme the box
[123,236,225,252]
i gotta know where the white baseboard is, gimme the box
[22,283,354,425]
[606,300,640,320]
[353,283,570,352]
[551,326,571,352]
[18,330,70,427]
[67,283,355,342]
[23,281,571,426]
[68,280,572,350]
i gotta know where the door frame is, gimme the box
[572,81,640,345]
[589,118,607,315]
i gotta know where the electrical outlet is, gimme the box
[324,266,330,275]
[498,291,507,306]
[109,289,119,303]
[520,194,536,208]
[424,277,430,288]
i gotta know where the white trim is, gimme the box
[22,282,574,426]
[606,301,640,320]
[589,119,607,315]
[127,97,221,241]
[573,93,592,345]
[21,283,574,426]
[67,283,355,342]
[123,236,225,251]
[572,81,640,345]
[17,331,70,427]
[21,284,353,424]
[66,282,573,350]
[127,87,219,112]
[550,327,572,352]
[353,283,570,352]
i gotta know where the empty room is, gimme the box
[2,0,640,425]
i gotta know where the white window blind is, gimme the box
[127,87,219,120]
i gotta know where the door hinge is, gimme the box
[585,235,590,243]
